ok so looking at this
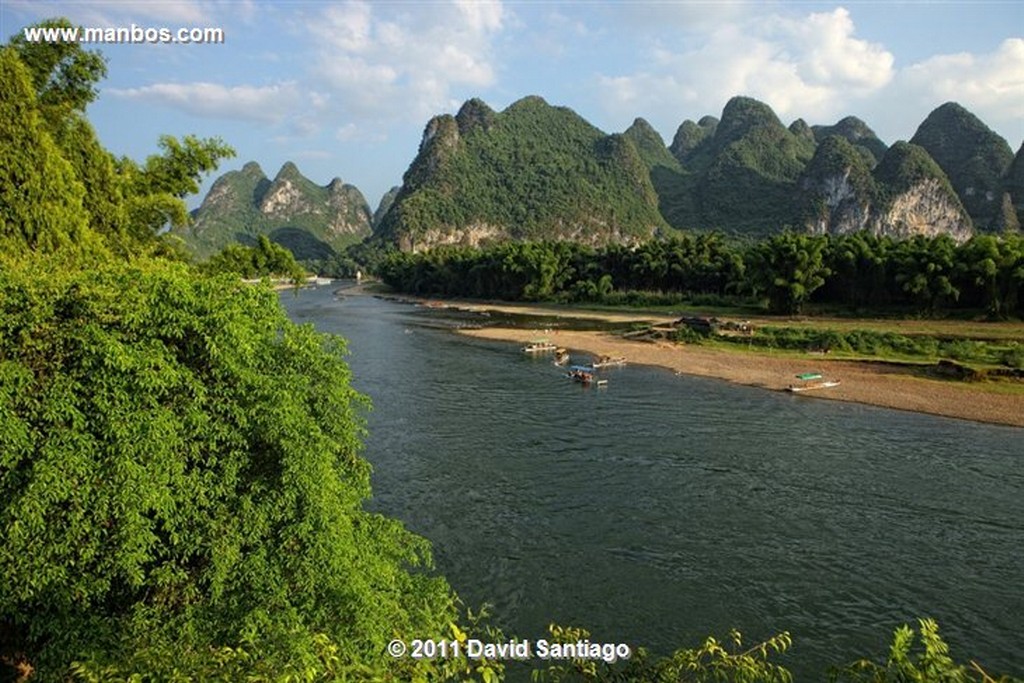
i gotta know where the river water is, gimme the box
[281,285,1023,680]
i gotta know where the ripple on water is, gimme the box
[282,289,1024,681]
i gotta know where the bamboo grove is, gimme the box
[379,231,1024,318]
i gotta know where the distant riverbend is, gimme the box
[281,284,1024,681]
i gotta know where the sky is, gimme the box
[2,1,1022,211]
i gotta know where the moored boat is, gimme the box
[522,339,558,353]
[785,372,840,392]
[591,355,626,368]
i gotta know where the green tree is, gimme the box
[117,134,235,240]
[893,235,960,312]
[203,235,307,282]
[7,17,107,123]
[0,259,464,678]
[747,231,830,314]
[3,25,233,256]
[0,46,95,255]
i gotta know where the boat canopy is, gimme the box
[795,372,823,380]
[568,365,594,373]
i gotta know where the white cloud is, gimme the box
[306,0,506,122]
[108,81,310,124]
[772,8,893,93]
[899,38,1024,134]
[596,7,894,132]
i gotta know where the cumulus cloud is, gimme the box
[306,0,505,122]
[597,7,894,131]
[900,38,1024,130]
[108,81,311,124]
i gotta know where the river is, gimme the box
[281,285,1023,680]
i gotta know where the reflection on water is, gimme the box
[282,286,1024,680]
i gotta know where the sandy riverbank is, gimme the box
[459,326,1024,428]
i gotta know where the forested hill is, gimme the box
[176,160,372,260]
[373,96,668,250]
[371,95,1015,249]
[189,96,1020,255]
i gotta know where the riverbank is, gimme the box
[458,326,1024,428]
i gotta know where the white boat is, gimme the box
[590,355,626,368]
[522,339,558,353]
[785,374,841,392]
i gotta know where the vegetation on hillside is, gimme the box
[910,102,1015,231]
[376,96,667,247]
[202,233,307,281]
[174,160,372,262]
[1,25,471,680]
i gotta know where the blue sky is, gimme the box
[3,1,1022,211]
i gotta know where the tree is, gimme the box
[203,234,307,282]
[0,259,463,678]
[747,231,830,314]
[0,46,95,255]
[7,17,107,123]
[5,22,234,254]
[893,235,960,312]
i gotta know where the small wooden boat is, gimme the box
[522,339,558,353]
[567,365,608,386]
[785,372,840,392]
[554,348,570,365]
[591,355,626,368]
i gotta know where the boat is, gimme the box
[567,365,608,386]
[522,338,558,353]
[590,355,626,368]
[554,348,570,365]
[785,372,840,392]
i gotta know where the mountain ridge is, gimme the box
[175,160,372,260]
[186,96,1018,259]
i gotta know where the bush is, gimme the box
[0,257,460,678]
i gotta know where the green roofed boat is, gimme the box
[786,372,840,393]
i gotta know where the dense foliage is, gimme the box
[376,96,667,247]
[202,233,306,281]
[380,232,1024,318]
[0,260,463,679]
[2,25,471,680]
[1,41,232,259]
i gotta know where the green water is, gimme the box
[283,286,1024,680]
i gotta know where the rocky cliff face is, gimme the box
[801,139,972,242]
[910,102,1014,231]
[875,177,973,241]
[179,161,372,260]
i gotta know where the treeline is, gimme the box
[201,233,306,281]
[379,231,1024,317]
